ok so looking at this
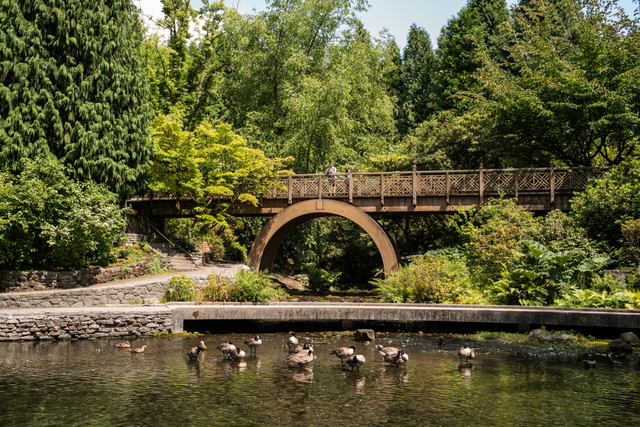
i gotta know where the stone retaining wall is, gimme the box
[0,260,154,293]
[0,276,209,309]
[0,308,171,341]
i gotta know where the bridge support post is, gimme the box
[479,163,484,205]
[342,320,354,330]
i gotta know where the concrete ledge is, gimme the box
[168,302,640,333]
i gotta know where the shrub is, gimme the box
[625,268,640,289]
[117,247,134,258]
[162,275,197,302]
[224,243,248,262]
[149,258,170,275]
[195,275,240,302]
[371,255,472,304]
[307,266,341,292]
[235,270,284,302]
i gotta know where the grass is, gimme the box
[469,328,611,353]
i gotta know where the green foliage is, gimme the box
[307,267,341,292]
[0,157,125,270]
[162,275,197,302]
[473,0,640,167]
[224,243,247,263]
[557,274,640,309]
[0,0,154,199]
[371,255,477,304]
[572,157,640,253]
[117,248,134,259]
[235,270,284,302]
[149,258,170,276]
[195,275,239,302]
[625,268,640,289]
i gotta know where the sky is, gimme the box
[136,0,640,49]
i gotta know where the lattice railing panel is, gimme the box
[354,177,381,196]
[519,172,550,191]
[484,173,515,193]
[419,175,446,195]
[292,179,319,198]
[450,174,480,193]
[268,179,289,198]
[322,178,350,197]
[385,176,412,196]
[555,171,589,190]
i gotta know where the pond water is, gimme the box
[0,332,639,426]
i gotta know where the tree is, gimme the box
[0,0,154,199]
[434,0,509,112]
[0,157,125,270]
[147,109,293,228]
[474,0,640,167]
[398,24,438,136]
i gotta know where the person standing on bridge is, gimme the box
[325,161,337,195]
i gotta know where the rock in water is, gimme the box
[354,329,375,342]
[620,332,640,347]
[608,339,633,353]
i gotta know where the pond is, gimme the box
[0,331,638,426]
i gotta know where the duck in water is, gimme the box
[345,354,366,372]
[288,333,299,352]
[286,347,313,369]
[130,345,147,354]
[458,346,475,364]
[187,342,206,361]
[331,346,356,365]
[244,336,262,354]
[116,341,130,348]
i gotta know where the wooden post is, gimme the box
[319,175,323,200]
[380,173,385,206]
[288,175,293,204]
[585,168,591,187]
[549,161,555,205]
[514,170,519,203]
[348,168,354,204]
[479,163,484,205]
[446,171,450,205]
[412,165,417,206]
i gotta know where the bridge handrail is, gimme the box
[129,165,609,203]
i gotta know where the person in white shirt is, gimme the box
[325,161,337,195]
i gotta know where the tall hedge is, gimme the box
[0,0,154,199]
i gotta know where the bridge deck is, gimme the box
[168,302,640,332]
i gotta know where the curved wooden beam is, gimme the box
[247,199,399,276]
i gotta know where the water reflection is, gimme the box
[0,333,639,426]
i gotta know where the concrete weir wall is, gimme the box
[0,307,172,341]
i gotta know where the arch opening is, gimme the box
[247,200,399,276]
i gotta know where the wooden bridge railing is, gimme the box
[133,164,609,205]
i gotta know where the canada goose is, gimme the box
[130,345,147,354]
[376,345,399,358]
[291,343,313,354]
[187,343,205,361]
[286,348,313,369]
[229,347,246,362]
[385,350,408,367]
[199,341,207,350]
[288,333,299,352]
[244,336,262,353]
[438,336,444,347]
[583,360,596,368]
[217,342,236,359]
[331,346,356,365]
[458,346,475,364]
[345,354,366,372]
[116,341,130,348]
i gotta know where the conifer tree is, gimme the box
[398,24,438,136]
[0,0,154,199]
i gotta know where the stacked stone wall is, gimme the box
[0,261,153,293]
[0,309,171,341]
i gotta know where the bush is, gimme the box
[196,275,240,302]
[149,258,170,275]
[626,268,640,289]
[307,266,341,292]
[162,275,197,302]
[117,247,134,258]
[371,255,474,304]
[224,242,248,262]
[235,270,284,302]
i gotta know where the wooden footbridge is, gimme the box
[127,165,608,276]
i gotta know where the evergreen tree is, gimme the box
[0,0,154,199]
[434,0,509,112]
[398,24,438,136]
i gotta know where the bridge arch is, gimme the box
[247,199,399,276]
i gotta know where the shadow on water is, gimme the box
[0,331,638,426]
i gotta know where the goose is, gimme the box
[376,345,399,358]
[199,341,207,350]
[345,354,366,372]
[187,343,205,361]
[217,342,236,359]
[116,341,130,348]
[583,360,596,368]
[291,343,313,354]
[286,348,313,369]
[229,347,246,362]
[244,336,262,353]
[288,333,299,352]
[130,345,147,354]
[438,336,444,347]
[331,346,356,365]
[458,346,475,364]
[385,350,408,367]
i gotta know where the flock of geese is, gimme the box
[115,333,478,370]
